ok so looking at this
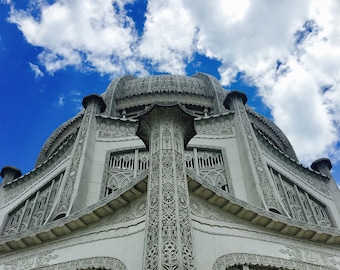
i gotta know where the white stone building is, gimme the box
[0,73,340,269]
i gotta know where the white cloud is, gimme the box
[138,0,197,74]
[179,0,340,166]
[29,62,44,79]
[6,0,340,167]
[9,0,142,76]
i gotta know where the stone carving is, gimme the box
[115,93,212,114]
[102,149,149,197]
[194,114,234,137]
[3,251,59,270]
[190,195,239,223]
[140,106,196,270]
[232,95,284,213]
[96,116,138,139]
[51,98,101,218]
[213,253,336,270]
[2,173,63,235]
[270,166,333,227]
[103,195,146,224]
[257,128,330,196]
[184,148,232,194]
[280,244,340,269]
[31,256,127,270]
[247,107,298,161]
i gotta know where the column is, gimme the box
[311,158,340,216]
[49,94,106,220]
[137,105,196,270]
[224,91,286,214]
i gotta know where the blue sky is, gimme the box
[0,0,340,185]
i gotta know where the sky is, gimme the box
[0,0,339,186]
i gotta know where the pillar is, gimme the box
[49,94,106,220]
[311,158,340,215]
[137,105,196,270]
[224,91,287,214]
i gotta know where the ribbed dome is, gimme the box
[103,73,228,117]
[116,75,213,98]
[35,73,299,167]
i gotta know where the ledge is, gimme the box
[187,171,340,245]
[0,174,148,252]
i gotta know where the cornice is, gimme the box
[187,170,340,246]
[254,124,330,185]
[0,173,147,252]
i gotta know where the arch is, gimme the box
[33,256,127,270]
[212,253,334,270]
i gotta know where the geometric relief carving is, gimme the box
[30,257,127,270]
[213,253,337,270]
[97,116,137,139]
[280,245,340,269]
[3,250,59,270]
[190,195,239,223]
[234,99,283,213]
[194,114,234,137]
[141,106,195,270]
[2,172,63,236]
[270,167,333,227]
[104,149,149,197]
[257,130,330,197]
[184,148,231,193]
[103,195,146,224]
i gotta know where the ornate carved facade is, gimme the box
[1,74,340,269]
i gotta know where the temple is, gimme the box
[1,73,340,269]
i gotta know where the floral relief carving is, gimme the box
[270,166,333,227]
[141,107,196,270]
[213,253,337,270]
[190,195,239,223]
[103,195,146,225]
[194,114,234,137]
[2,173,63,236]
[32,256,127,270]
[96,116,138,139]
[233,98,283,213]
[257,128,330,196]
[3,251,59,270]
[280,245,340,269]
[184,148,232,194]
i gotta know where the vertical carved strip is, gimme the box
[140,106,196,270]
[225,92,284,213]
[49,95,106,219]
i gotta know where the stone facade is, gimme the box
[1,73,340,270]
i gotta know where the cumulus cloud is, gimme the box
[138,0,197,74]
[180,0,340,165]
[5,0,340,167]
[9,0,143,76]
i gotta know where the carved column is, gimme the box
[312,158,340,216]
[224,91,287,214]
[49,94,106,219]
[137,105,196,270]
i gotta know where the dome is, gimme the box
[103,73,229,118]
[35,73,298,166]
